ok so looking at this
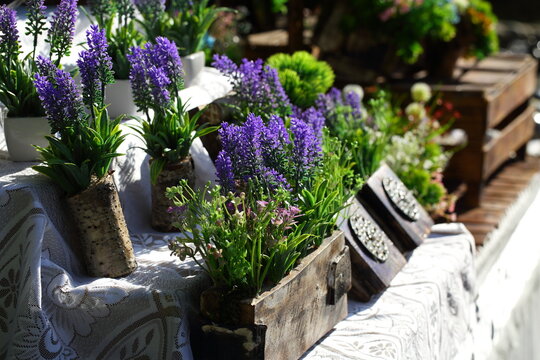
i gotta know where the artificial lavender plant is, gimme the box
[127,37,217,184]
[0,0,77,117]
[33,25,124,196]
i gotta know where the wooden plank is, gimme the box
[483,105,535,177]
[485,55,537,128]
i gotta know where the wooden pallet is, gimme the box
[457,156,540,246]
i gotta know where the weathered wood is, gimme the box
[357,165,433,252]
[66,175,136,278]
[339,198,406,302]
[483,104,535,177]
[457,156,540,246]
[195,231,350,360]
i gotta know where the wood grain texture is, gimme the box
[358,165,433,253]
[339,198,406,302]
[196,231,350,360]
[457,157,540,246]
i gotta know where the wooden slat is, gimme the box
[483,105,535,177]
[458,157,540,246]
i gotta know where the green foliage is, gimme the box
[0,56,44,117]
[346,0,458,64]
[33,107,125,196]
[464,0,499,59]
[295,133,357,249]
[167,182,310,297]
[131,98,218,184]
[267,51,335,109]
[139,0,232,56]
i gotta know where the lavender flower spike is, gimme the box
[35,56,84,134]
[147,66,171,108]
[0,5,20,61]
[152,37,184,94]
[77,25,114,109]
[47,0,78,64]
[290,117,322,181]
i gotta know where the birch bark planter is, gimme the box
[66,175,137,278]
[192,231,351,360]
[105,80,142,120]
[182,51,206,87]
[2,116,49,161]
[151,156,195,232]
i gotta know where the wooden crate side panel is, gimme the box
[250,232,349,360]
[486,56,538,128]
[482,105,535,178]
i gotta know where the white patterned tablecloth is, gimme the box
[303,223,476,360]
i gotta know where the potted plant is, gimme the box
[86,0,146,118]
[127,37,218,232]
[0,0,77,161]
[135,0,232,86]
[342,0,498,78]
[32,25,136,278]
[167,111,353,359]
[425,0,499,79]
[266,51,335,109]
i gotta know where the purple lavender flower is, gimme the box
[147,66,171,108]
[35,55,57,78]
[34,59,84,134]
[293,106,325,139]
[0,5,20,61]
[127,46,151,111]
[47,0,78,65]
[77,25,114,109]
[290,116,322,181]
[215,152,235,192]
[128,39,184,113]
[216,113,321,194]
[212,54,291,122]
[150,37,184,94]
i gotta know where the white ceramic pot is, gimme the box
[105,80,143,120]
[182,51,205,87]
[2,116,50,162]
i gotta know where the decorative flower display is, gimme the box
[32,25,125,196]
[128,38,216,184]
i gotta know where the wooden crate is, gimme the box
[357,165,434,253]
[192,231,351,360]
[417,54,537,208]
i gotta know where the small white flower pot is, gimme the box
[2,116,50,162]
[105,80,143,120]
[182,51,206,87]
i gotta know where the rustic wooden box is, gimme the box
[339,197,406,301]
[393,53,538,208]
[192,231,351,360]
[357,165,433,253]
